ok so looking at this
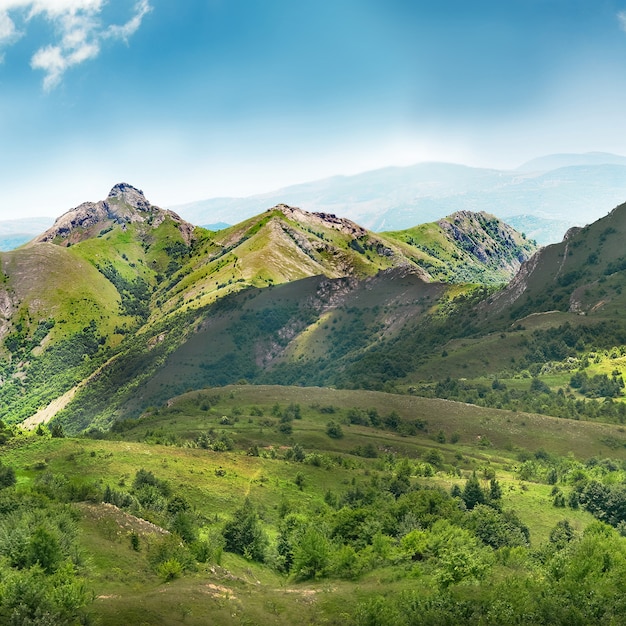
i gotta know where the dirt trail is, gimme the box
[20,386,78,429]
[19,353,121,429]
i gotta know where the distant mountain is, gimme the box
[169,153,626,245]
[0,217,54,250]
[517,152,626,171]
[202,221,230,231]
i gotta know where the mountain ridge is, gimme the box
[0,183,537,431]
[169,153,626,245]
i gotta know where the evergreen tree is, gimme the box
[462,472,486,510]
[489,478,502,502]
[222,498,268,562]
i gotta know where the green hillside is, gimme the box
[2,385,626,624]
[384,210,537,284]
[488,200,626,320]
[0,184,537,432]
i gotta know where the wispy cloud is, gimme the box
[619,11,626,33]
[0,0,152,89]
[104,0,150,42]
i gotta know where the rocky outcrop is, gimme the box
[483,249,542,314]
[273,204,368,238]
[33,183,195,246]
[563,226,583,241]
[438,211,536,274]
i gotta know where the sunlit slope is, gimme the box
[384,210,537,284]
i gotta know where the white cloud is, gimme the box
[619,11,626,33]
[104,0,150,42]
[0,0,151,89]
[0,7,18,47]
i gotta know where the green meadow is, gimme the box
[2,385,626,624]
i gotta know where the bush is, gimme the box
[326,421,344,439]
[157,558,183,582]
[0,462,16,489]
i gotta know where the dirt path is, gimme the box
[20,385,78,429]
[19,352,122,430]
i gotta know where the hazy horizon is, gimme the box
[2,1,626,219]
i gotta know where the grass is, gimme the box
[5,383,626,624]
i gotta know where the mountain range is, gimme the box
[0,182,535,432]
[3,152,626,253]
[3,177,626,435]
[170,152,626,245]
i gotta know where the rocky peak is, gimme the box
[107,183,152,212]
[271,203,367,238]
[32,183,195,246]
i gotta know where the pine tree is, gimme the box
[489,478,502,501]
[462,472,486,510]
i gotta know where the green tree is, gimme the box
[0,461,16,489]
[462,472,486,510]
[222,498,268,562]
[49,422,64,438]
[402,520,493,588]
[489,478,502,502]
[28,526,61,574]
[467,505,530,549]
[549,519,575,550]
[292,526,331,581]
[170,511,197,544]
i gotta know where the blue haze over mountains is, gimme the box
[4,153,626,250]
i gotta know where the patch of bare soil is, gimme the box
[75,502,170,536]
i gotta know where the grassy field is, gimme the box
[3,384,626,624]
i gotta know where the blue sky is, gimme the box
[2,0,626,218]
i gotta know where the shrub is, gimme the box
[326,421,344,439]
[158,558,183,582]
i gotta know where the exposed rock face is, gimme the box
[33,183,195,246]
[0,288,15,343]
[484,250,542,314]
[107,183,152,213]
[273,204,368,238]
[438,210,535,273]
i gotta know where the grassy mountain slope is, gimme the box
[384,210,537,284]
[388,201,626,421]
[0,184,536,432]
[487,200,626,320]
[53,270,457,431]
